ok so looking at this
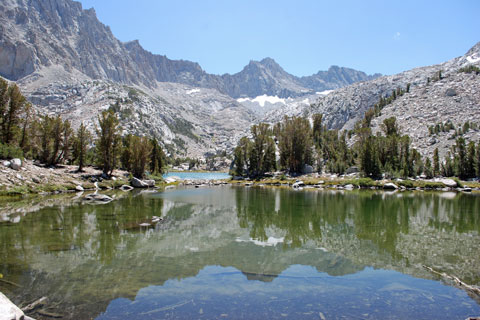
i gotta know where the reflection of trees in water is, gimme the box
[236,188,480,259]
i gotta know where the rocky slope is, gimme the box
[19,69,255,157]
[263,42,480,157]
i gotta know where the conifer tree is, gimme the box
[232,136,251,177]
[96,110,121,176]
[248,123,276,176]
[1,83,26,144]
[150,137,166,175]
[277,116,312,173]
[454,137,467,179]
[466,141,476,179]
[433,148,440,177]
[73,122,91,172]
[130,135,152,178]
[476,142,480,178]
[360,135,381,178]
[424,157,433,179]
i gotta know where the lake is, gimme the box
[1,187,479,319]
[163,171,231,180]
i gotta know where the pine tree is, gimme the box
[454,137,467,179]
[232,136,251,177]
[1,84,26,144]
[424,157,433,179]
[73,122,91,172]
[248,123,276,177]
[277,116,313,173]
[476,142,480,178]
[39,115,53,164]
[49,115,64,166]
[433,148,440,177]
[360,135,381,178]
[150,137,166,175]
[442,151,454,177]
[96,110,121,176]
[130,136,152,178]
[466,141,476,179]
[61,120,74,164]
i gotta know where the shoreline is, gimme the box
[227,176,480,192]
[1,158,479,198]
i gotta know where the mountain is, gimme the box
[2,0,477,159]
[263,42,480,158]
[0,0,380,156]
[0,0,379,99]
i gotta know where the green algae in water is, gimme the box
[0,187,479,319]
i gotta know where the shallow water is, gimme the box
[0,187,479,319]
[163,171,230,180]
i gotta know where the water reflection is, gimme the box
[0,187,479,319]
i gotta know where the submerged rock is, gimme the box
[84,193,113,203]
[120,184,134,191]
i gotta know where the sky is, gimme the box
[77,0,480,77]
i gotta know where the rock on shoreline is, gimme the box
[0,291,35,320]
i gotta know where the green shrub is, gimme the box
[458,65,480,75]
[0,143,24,160]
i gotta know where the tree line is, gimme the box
[232,111,480,180]
[0,78,166,178]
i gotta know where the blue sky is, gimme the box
[77,0,480,76]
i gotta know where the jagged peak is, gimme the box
[124,39,141,48]
[465,41,480,56]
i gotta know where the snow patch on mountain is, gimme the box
[466,54,480,64]
[237,95,286,107]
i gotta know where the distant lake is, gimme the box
[1,187,479,319]
[163,171,230,180]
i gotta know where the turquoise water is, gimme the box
[163,171,231,180]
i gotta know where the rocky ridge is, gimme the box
[263,42,480,157]
[0,0,378,98]
[19,71,255,156]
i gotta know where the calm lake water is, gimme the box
[1,187,479,319]
[163,171,230,180]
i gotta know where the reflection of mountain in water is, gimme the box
[1,187,479,319]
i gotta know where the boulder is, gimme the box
[144,179,155,187]
[10,158,22,170]
[131,177,147,188]
[438,178,457,188]
[292,180,305,189]
[0,291,27,320]
[344,184,354,190]
[383,182,398,190]
[445,88,457,96]
[303,164,314,174]
[75,185,84,192]
[346,166,359,174]
[1,161,11,168]
[131,177,155,188]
